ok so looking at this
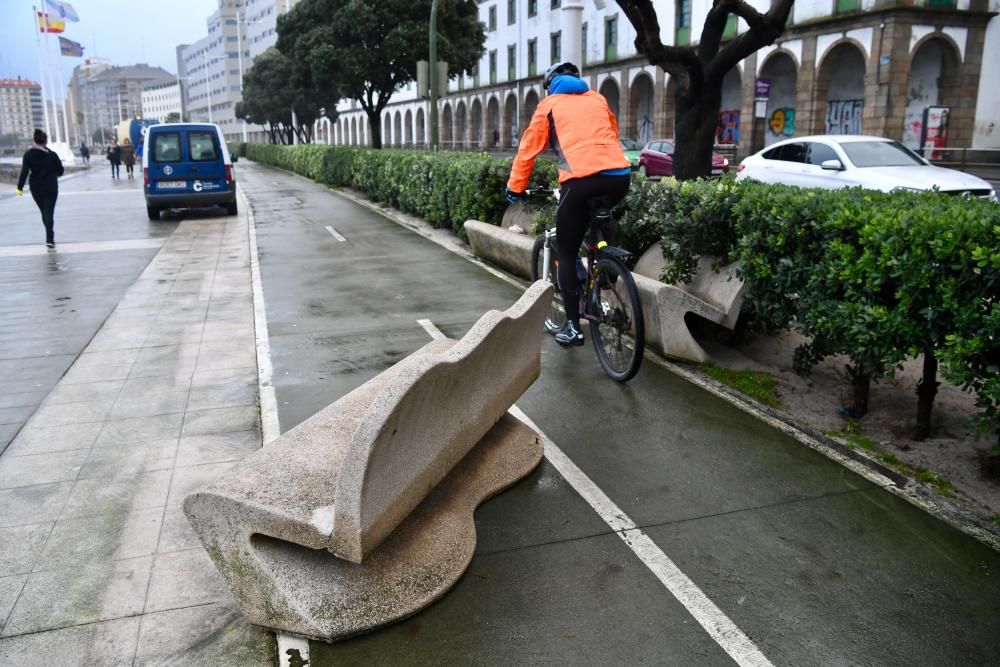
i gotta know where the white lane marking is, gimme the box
[325,225,347,242]
[0,239,163,257]
[277,633,310,667]
[418,317,774,667]
[242,185,280,446]
[58,189,143,196]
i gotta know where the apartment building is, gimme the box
[329,0,998,154]
[71,63,174,144]
[142,80,183,123]
[0,78,44,141]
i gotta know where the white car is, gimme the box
[736,135,997,201]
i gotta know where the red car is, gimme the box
[638,139,730,178]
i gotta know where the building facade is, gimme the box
[71,63,174,145]
[327,0,997,155]
[142,80,182,123]
[0,78,44,141]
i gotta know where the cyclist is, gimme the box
[506,62,631,347]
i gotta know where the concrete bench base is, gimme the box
[187,413,541,642]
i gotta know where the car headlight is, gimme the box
[990,189,997,202]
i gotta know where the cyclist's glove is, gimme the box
[505,188,526,205]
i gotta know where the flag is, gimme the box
[58,36,84,57]
[37,12,65,34]
[44,1,80,23]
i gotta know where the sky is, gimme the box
[0,0,217,101]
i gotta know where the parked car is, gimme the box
[638,139,730,178]
[143,122,238,220]
[620,138,642,168]
[736,134,997,200]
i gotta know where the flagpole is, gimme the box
[57,59,71,146]
[32,5,52,138]
[42,15,62,143]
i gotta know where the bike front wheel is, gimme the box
[590,257,644,382]
[530,234,566,334]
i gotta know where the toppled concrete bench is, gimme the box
[633,244,747,363]
[184,281,553,642]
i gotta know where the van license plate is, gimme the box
[158,181,186,189]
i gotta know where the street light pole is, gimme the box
[204,51,213,124]
[236,8,247,142]
[429,0,439,150]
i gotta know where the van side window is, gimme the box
[189,132,219,162]
[152,133,181,162]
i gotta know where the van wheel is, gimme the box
[146,205,160,221]
[226,201,238,216]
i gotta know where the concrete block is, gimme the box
[184,282,553,642]
[464,220,535,280]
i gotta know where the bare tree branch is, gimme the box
[707,0,793,80]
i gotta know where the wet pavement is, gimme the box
[0,161,997,665]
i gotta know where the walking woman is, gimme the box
[107,139,121,180]
[15,129,64,249]
[121,137,136,179]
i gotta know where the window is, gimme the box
[763,142,806,163]
[550,31,561,64]
[528,39,538,76]
[551,0,560,7]
[723,14,737,39]
[528,0,537,17]
[804,142,839,166]
[489,50,497,85]
[508,44,517,80]
[507,0,516,24]
[582,22,588,66]
[488,5,497,31]
[152,132,181,162]
[605,16,617,61]
[835,0,860,12]
[839,140,924,167]
[677,0,691,45]
[189,131,219,161]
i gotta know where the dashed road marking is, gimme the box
[325,225,347,242]
[419,317,775,667]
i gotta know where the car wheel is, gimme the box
[146,205,160,221]
[226,201,238,216]
[638,164,648,178]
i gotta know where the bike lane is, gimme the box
[240,162,1000,665]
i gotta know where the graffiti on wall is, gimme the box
[826,99,864,135]
[768,108,796,137]
[717,109,741,145]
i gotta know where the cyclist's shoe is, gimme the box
[554,320,584,347]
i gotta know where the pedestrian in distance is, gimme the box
[15,128,64,250]
[121,137,136,180]
[135,136,144,161]
[106,138,121,180]
[79,142,90,164]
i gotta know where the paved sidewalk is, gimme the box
[0,203,273,665]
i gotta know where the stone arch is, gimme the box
[442,103,454,146]
[599,77,621,120]
[663,76,677,139]
[393,111,403,147]
[470,98,484,148]
[815,41,868,136]
[383,114,392,146]
[628,72,655,144]
[486,95,501,148]
[405,109,414,147]
[521,89,540,133]
[503,93,518,147]
[903,36,962,150]
[416,107,425,147]
[456,100,468,147]
[351,117,358,146]
[717,67,743,145]
[760,51,798,147]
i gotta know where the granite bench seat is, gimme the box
[184,281,553,642]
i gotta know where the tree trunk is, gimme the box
[847,365,870,419]
[914,346,939,440]
[672,85,722,180]
[365,108,382,149]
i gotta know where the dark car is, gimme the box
[638,139,730,178]
[143,123,237,220]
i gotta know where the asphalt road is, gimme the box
[240,162,1000,665]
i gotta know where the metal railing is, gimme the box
[917,147,1000,182]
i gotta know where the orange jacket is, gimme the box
[507,89,630,192]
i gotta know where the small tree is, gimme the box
[164,112,180,123]
[277,0,484,149]
[616,0,794,179]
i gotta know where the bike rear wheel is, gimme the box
[530,234,566,334]
[590,257,644,382]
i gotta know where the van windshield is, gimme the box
[152,133,181,162]
[189,132,219,162]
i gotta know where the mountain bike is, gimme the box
[527,187,644,382]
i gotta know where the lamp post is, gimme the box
[429,0,440,150]
[203,53,225,124]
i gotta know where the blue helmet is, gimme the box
[543,62,580,91]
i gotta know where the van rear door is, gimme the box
[176,129,228,195]
[147,129,186,193]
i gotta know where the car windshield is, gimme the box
[620,139,640,151]
[839,141,925,168]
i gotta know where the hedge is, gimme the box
[244,143,999,449]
